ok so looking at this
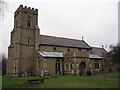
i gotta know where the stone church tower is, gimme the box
[7,5,40,76]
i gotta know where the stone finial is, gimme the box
[102,45,104,48]
[82,37,84,41]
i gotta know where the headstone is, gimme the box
[41,70,44,77]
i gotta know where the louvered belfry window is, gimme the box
[27,16,31,27]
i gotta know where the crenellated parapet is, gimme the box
[14,5,38,17]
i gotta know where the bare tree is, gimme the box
[109,44,120,71]
[0,53,7,76]
[0,0,8,20]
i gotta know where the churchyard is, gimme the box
[2,72,119,88]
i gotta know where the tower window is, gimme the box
[27,16,31,27]
[27,19,31,27]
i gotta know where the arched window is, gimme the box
[56,62,60,74]
[66,63,68,71]
[94,62,99,69]
[70,63,73,70]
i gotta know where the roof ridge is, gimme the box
[92,46,102,49]
[92,46,108,53]
[40,34,83,42]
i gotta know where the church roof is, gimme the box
[38,51,102,59]
[38,51,63,58]
[89,54,103,59]
[40,35,91,49]
[92,47,108,57]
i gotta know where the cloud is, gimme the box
[1,0,118,57]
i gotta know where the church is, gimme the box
[7,5,108,77]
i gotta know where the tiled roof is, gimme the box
[40,35,91,49]
[92,47,108,57]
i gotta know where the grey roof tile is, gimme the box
[38,51,63,58]
[40,35,91,49]
[92,47,108,57]
[89,54,103,59]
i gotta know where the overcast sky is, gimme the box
[0,0,119,57]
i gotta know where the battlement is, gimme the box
[15,5,38,17]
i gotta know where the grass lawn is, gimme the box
[2,75,119,88]
[105,72,120,78]
[95,72,120,78]
[0,76,2,89]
